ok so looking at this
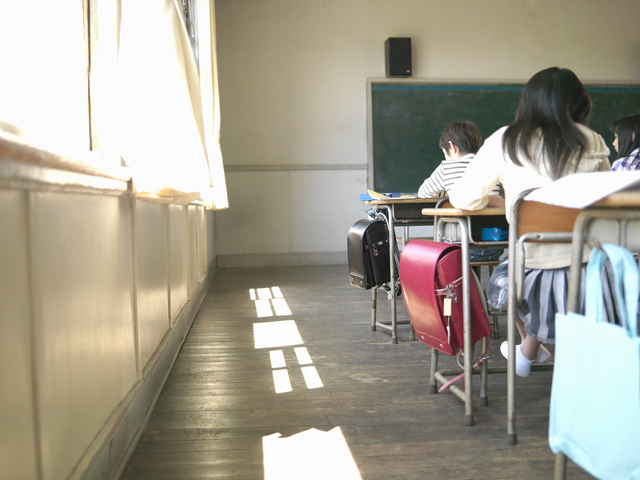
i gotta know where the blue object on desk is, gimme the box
[481,227,508,241]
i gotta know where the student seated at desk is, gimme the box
[418,120,504,262]
[449,67,611,377]
[610,114,640,171]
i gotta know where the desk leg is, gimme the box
[387,207,398,344]
[507,221,518,445]
[459,219,474,426]
[371,287,377,331]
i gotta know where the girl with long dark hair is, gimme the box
[609,114,640,171]
[449,67,611,377]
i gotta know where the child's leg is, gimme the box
[516,316,527,343]
[520,336,541,361]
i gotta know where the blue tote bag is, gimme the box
[549,244,640,480]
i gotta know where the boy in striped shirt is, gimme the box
[418,120,504,262]
[418,120,503,198]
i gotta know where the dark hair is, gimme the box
[609,114,640,159]
[439,120,483,155]
[502,67,592,180]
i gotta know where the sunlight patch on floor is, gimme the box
[263,427,362,480]
[269,350,286,369]
[255,299,273,317]
[272,369,292,393]
[272,298,292,316]
[294,347,312,365]
[300,366,323,389]
[254,320,304,349]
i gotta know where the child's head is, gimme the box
[439,120,482,159]
[609,114,640,159]
[504,67,592,180]
[516,67,592,126]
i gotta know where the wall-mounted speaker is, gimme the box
[385,37,412,77]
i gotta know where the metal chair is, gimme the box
[506,189,583,445]
[554,206,640,479]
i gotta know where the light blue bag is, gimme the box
[549,244,640,480]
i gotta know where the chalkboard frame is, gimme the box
[366,78,640,194]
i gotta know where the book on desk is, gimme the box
[360,189,417,201]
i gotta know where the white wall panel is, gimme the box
[30,193,137,480]
[168,205,188,325]
[215,171,290,255]
[0,190,38,480]
[291,170,367,252]
[206,210,215,266]
[197,206,208,281]
[134,201,170,369]
[188,205,199,294]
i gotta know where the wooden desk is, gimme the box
[364,197,439,343]
[420,206,508,426]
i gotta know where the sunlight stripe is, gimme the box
[253,320,304,349]
[255,299,273,317]
[273,369,292,393]
[257,288,272,299]
[249,288,256,300]
[269,350,286,369]
[294,347,312,365]
[271,298,292,316]
[271,286,283,298]
[301,366,323,389]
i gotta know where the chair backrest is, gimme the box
[517,200,581,238]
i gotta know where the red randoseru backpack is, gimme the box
[399,239,492,355]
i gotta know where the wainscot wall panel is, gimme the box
[291,169,367,253]
[197,206,208,282]
[134,200,171,371]
[214,171,290,256]
[187,205,199,295]
[30,192,137,480]
[0,189,39,480]
[168,205,189,326]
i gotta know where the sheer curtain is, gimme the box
[117,0,228,209]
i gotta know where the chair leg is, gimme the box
[478,264,501,339]
[429,347,438,394]
[492,313,500,339]
[480,336,489,406]
[554,453,568,480]
[371,287,377,331]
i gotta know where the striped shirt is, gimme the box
[418,153,503,198]
[611,147,640,171]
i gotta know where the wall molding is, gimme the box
[225,164,367,172]
[217,251,347,268]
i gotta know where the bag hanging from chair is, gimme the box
[398,239,492,355]
[549,244,640,480]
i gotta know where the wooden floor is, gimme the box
[120,265,594,480]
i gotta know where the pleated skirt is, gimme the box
[486,258,585,344]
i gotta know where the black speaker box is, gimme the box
[385,37,412,77]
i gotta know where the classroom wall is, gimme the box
[214,0,640,267]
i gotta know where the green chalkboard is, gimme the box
[370,83,640,193]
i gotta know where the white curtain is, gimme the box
[117,0,228,209]
[196,0,229,209]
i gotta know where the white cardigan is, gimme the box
[449,125,610,269]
